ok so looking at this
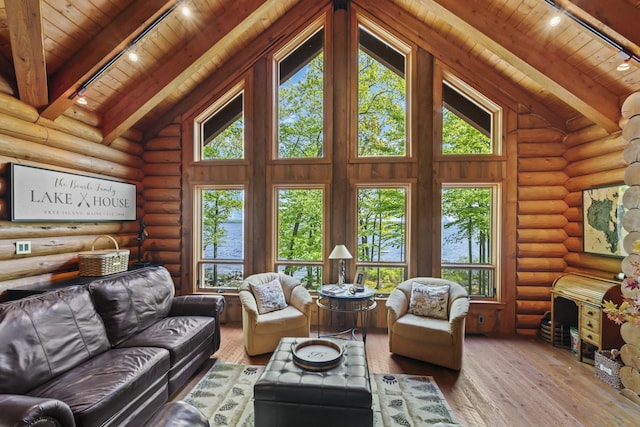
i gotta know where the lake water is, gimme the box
[205,220,475,263]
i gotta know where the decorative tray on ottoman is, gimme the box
[291,339,344,371]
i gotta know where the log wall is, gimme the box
[516,113,568,334]
[563,121,626,278]
[141,122,184,293]
[514,112,626,335]
[0,92,145,298]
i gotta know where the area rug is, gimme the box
[183,362,460,427]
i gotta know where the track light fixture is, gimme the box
[543,0,638,72]
[69,0,191,104]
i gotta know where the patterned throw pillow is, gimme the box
[408,282,450,319]
[251,278,288,314]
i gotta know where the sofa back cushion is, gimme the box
[88,266,175,346]
[0,286,110,394]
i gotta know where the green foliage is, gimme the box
[441,108,491,154]
[441,187,491,264]
[203,117,244,159]
[277,189,323,262]
[442,268,494,297]
[357,188,406,264]
[202,189,243,287]
[279,53,324,158]
[358,51,406,157]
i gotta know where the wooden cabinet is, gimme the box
[551,272,624,363]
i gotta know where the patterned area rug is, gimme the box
[183,362,460,427]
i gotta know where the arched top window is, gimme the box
[194,83,245,161]
[441,73,502,156]
[357,22,410,158]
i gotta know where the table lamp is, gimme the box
[329,244,352,288]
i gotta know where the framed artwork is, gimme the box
[354,269,367,291]
[582,184,629,257]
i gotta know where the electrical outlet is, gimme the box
[478,314,485,325]
[16,241,31,255]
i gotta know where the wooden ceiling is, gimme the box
[0,0,638,145]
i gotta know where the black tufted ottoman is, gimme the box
[254,337,372,427]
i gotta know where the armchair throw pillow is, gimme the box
[408,282,450,319]
[251,278,288,314]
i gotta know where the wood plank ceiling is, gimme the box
[0,0,638,144]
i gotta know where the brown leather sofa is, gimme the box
[0,266,224,427]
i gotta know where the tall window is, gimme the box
[275,187,324,289]
[441,185,498,297]
[356,186,408,291]
[196,90,244,160]
[196,187,244,289]
[277,29,324,159]
[357,26,407,157]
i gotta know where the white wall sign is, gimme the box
[11,164,137,221]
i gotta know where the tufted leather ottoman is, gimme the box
[254,337,372,427]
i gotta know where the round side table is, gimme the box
[317,285,377,342]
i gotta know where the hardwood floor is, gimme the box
[175,323,640,426]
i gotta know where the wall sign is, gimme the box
[10,163,137,221]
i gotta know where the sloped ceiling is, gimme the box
[0,0,638,144]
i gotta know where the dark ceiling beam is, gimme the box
[425,0,620,132]
[5,0,48,109]
[40,0,178,121]
[101,0,275,145]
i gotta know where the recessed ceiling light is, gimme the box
[549,14,561,27]
[181,6,191,17]
[76,96,88,105]
[128,51,139,62]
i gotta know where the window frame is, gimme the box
[193,184,246,290]
[439,71,503,158]
[439,182,501,300]
[271,184,327,288]
[352,15,413,163]
[193,81,247,163]
[353,183,411,291]
[272,16,329,163]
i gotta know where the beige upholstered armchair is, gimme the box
[386,277,470,370]
[239,272,313,356]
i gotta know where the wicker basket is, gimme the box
[78,235,130,276]
[594,350,623,390]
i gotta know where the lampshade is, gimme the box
[328,244,352,259]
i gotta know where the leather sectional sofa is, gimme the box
[0,266,225,427]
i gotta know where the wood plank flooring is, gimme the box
[174,323,640,426]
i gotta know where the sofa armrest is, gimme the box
[289,285,313,317]
[239,290,259,323]
[449,296,470,336]
[0,395,75,427]
[449,296,470,323]
[170,295,226,352]
[385,289,409,326]
[170,295,226,317]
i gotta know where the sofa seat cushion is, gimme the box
[392,313,453,346]
[254,305,307,335]
[118,316,215,365]
[28,347,170,427]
